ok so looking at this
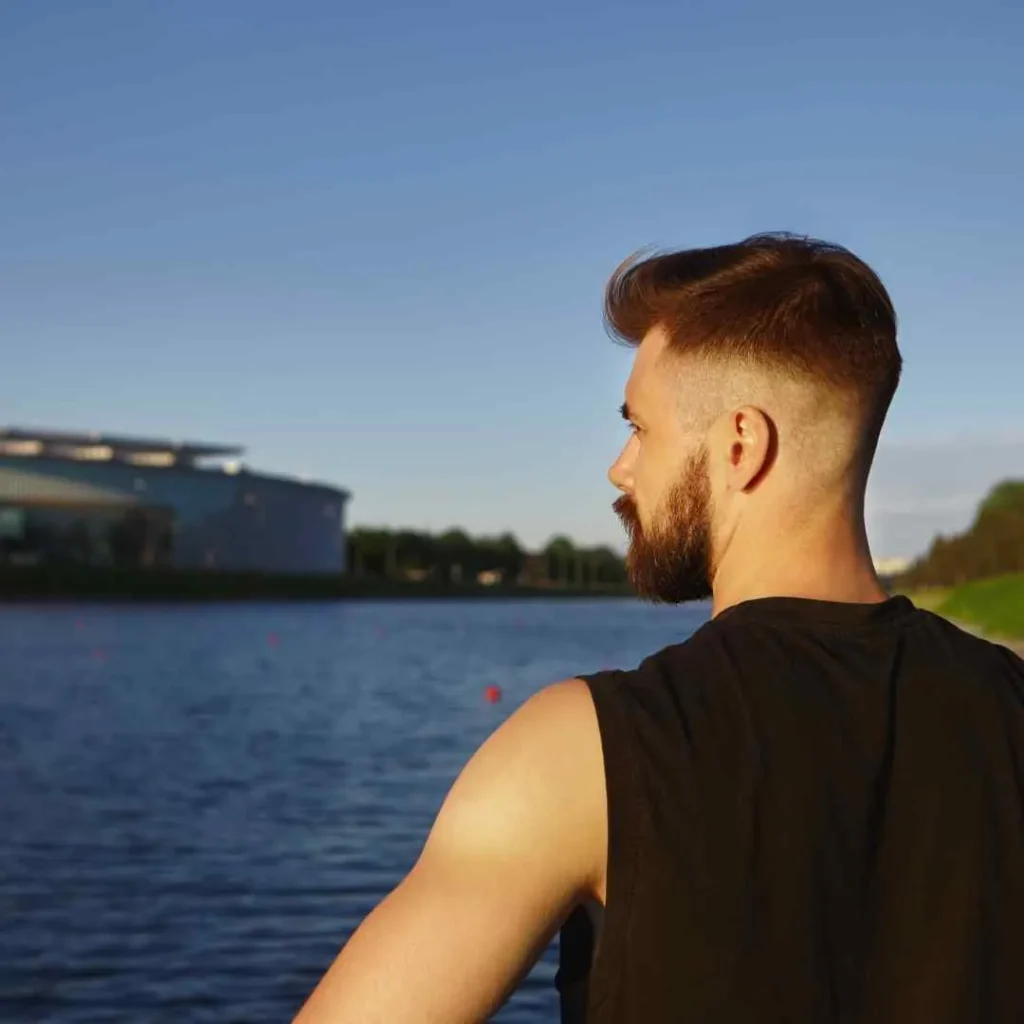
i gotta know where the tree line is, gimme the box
[347,527,629,589]
[897,479,1024,588]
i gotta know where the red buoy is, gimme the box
[267,632,280,647]
[484,685,502,704]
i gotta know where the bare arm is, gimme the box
[293,678,607,1024]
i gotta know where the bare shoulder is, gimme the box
[292,680,608,1023]
[424,678,607,897]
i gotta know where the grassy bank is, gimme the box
[0,566,634,602]
[904,573,1024,641]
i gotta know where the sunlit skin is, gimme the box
[293,325,888,1023]
[611,326,888,613]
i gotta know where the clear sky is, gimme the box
[2,0,1021,559]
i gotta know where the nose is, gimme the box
[608,444,633,494]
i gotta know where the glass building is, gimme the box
[0,428,349,574]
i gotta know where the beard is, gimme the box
[613,447,714,604]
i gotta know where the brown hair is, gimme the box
[605,232,901,447]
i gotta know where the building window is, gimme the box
[0,504,173,568]
[0,507,25,538]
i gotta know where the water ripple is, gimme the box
[0,599,704,1021]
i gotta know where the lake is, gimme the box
[0,598,708,1022]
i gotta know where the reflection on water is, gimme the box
[0,598,706,1022]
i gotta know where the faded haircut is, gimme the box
[604,233,901,459]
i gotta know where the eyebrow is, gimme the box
[620,402,632,422]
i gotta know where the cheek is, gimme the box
[637,442,676,490]
[632,450,672,521]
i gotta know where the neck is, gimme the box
[710,493,888,618]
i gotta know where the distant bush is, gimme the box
[347,526,628,590]
[898,478,1024,588]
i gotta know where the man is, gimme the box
[295,234,1024,1023]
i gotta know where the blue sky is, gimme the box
[1,0,1021,558]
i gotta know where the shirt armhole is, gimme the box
[577,669,643,1014]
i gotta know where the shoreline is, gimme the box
[0,567,634,603]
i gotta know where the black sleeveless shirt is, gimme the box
[556,596,1024,1023]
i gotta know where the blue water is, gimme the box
[0,598,708,1022]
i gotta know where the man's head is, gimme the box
[606,233,901,604]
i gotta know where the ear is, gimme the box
[715,405,775,493]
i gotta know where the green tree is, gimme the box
[978,480,1024,517]
[585,545,629,587]
[438,528,473,583]
[495,532,525,583]
[349,528,398,578]
[899,478,1024,587]
[394,530,435,577]
[346,523,627,590]
[544,535,577,587]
